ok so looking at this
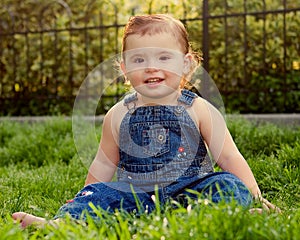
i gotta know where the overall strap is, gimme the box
[123,92,138,105]
[123,91,138,113]
[177,89,198,106]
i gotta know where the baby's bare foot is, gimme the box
[12,212,47,228]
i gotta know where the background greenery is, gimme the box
[0,0,299,115]
[0,118,299,239]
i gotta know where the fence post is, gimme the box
[202,0,209,72]
[201,0,211,106]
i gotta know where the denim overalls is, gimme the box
[55,90,252,220]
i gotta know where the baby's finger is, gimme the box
[249,208,263,214]
[262,202,270,211]
[261,198,281,213]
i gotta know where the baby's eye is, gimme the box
[133,57,144,63]
[159,56,171,61]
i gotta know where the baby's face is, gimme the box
[121,33,191,100]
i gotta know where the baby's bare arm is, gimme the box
[195,98,280,212]
[85,108,120,185]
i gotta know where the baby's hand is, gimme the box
[249,196,281,214]
[260,197,281,212]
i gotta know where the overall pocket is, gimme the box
[142,124,170,157]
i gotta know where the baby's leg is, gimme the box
[12,212,60,228]
[183,172,253,207]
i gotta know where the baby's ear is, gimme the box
[183,53,193,75]
[120,61,127,74]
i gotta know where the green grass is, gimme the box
[0,117,299,239]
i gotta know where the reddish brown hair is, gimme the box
[122,14,190,54]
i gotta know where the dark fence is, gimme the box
[0,0,299,115]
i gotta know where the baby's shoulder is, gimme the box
[102,99,128,133]
[190,95,225,126]
[191,95,208,110]
[106,99,128,117]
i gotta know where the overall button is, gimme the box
[157,134,165,143]
[174,106,184,115]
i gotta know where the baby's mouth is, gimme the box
[145,78,164,85]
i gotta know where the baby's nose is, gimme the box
[145,59,160,72]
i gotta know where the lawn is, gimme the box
[0,117,299,239]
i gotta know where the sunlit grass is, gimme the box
[0,117,299,239]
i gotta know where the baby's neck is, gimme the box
[137,91,180,106]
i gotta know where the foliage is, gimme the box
[0,118,299,239]
[0,0,299,115]
[208,1,300,113]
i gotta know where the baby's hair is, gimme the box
[122,14,201,88]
